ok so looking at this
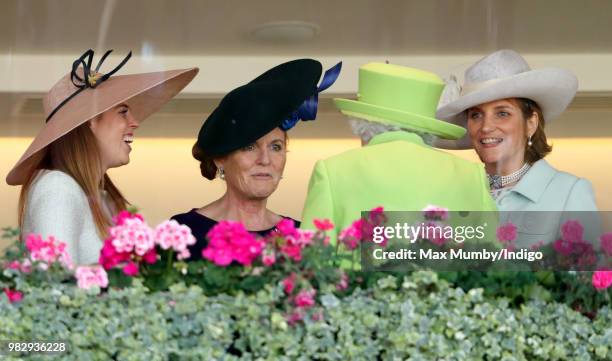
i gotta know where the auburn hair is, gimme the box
[513,98,553,163]
[18,121,128,239]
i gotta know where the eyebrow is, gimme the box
[468,105,513,112]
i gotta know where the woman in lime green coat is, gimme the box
[301,63,497,243]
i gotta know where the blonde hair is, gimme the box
[18,121,128,239]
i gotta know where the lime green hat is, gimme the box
[334,62,465,140]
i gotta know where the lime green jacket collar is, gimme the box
[368,131,427,147]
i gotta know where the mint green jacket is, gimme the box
[495,159,600,248]
[301,131,498,241]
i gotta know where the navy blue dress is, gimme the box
[171,209,300,261]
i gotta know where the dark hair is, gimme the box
[192,143,218,180]
[513,98,552,163]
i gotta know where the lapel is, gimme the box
[509,159,557,203]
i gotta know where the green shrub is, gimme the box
[1,271,610,360]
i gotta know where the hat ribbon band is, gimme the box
[45,49,132,123]
[280,61,343,130]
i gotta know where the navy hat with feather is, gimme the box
[196,59,341,157]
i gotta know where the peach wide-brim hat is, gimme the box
[434,49,578,149]
[6,49,199,185]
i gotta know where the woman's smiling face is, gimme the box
[89,103,139,170]
[467,98,537,174]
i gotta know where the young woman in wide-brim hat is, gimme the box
[436,49,599,248]
[6,49,198,265]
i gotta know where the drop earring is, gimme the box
[219,167,225,180]
[528,136,532,147]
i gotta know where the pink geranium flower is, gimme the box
[368,206,386,223]
[274,224,314,263]
[423,205,449,221]
[600,233,612,257]
[294,289,316,308]
[24,233,45,253]
[122,262,139,277]
[5,259,32,274]
[286,310,304,325]
[339,219,363,250]
[75,265,109,289]
[553,239,574,256]
[592,270,612,290]
[110,217,155,256]
[282,273,296,295]
[295,230,315,247]
[202,221,264,266]
[496,222,517,243]
[363,207,386,241]
[3,288,23,303]
[142,248,158,264]
[99,238,131,270]
[336,271,349,291]
[113,210,144,226]
[24,234,73,269]
[20,259,32,273]
[280,240,303,262]
[338,207,387,249]
[202,247,233,266]
[262,249,276,266]
[313,219,334,232]
[5,260,21,271]
[422,221,448,246]
[154,220,196,260]
[561,220,584,243]
[276,218,299,239]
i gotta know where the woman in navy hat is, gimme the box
[171,59,340,261]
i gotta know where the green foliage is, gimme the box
[1,228,74,292]
[441,271,611,317]
[1,227,22,261]
[1,272,610,360]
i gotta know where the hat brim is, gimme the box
[197,59,322,157]
[435,67,577,149]
[6,67,199,185]
[334,98,466,140]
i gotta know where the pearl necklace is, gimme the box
[487,163,531,190]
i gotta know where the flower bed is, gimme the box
[1,208,611,359]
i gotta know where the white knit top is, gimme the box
[22,170,105,265]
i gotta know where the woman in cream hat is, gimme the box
[436,49,599,248]
[6,49,198,265]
